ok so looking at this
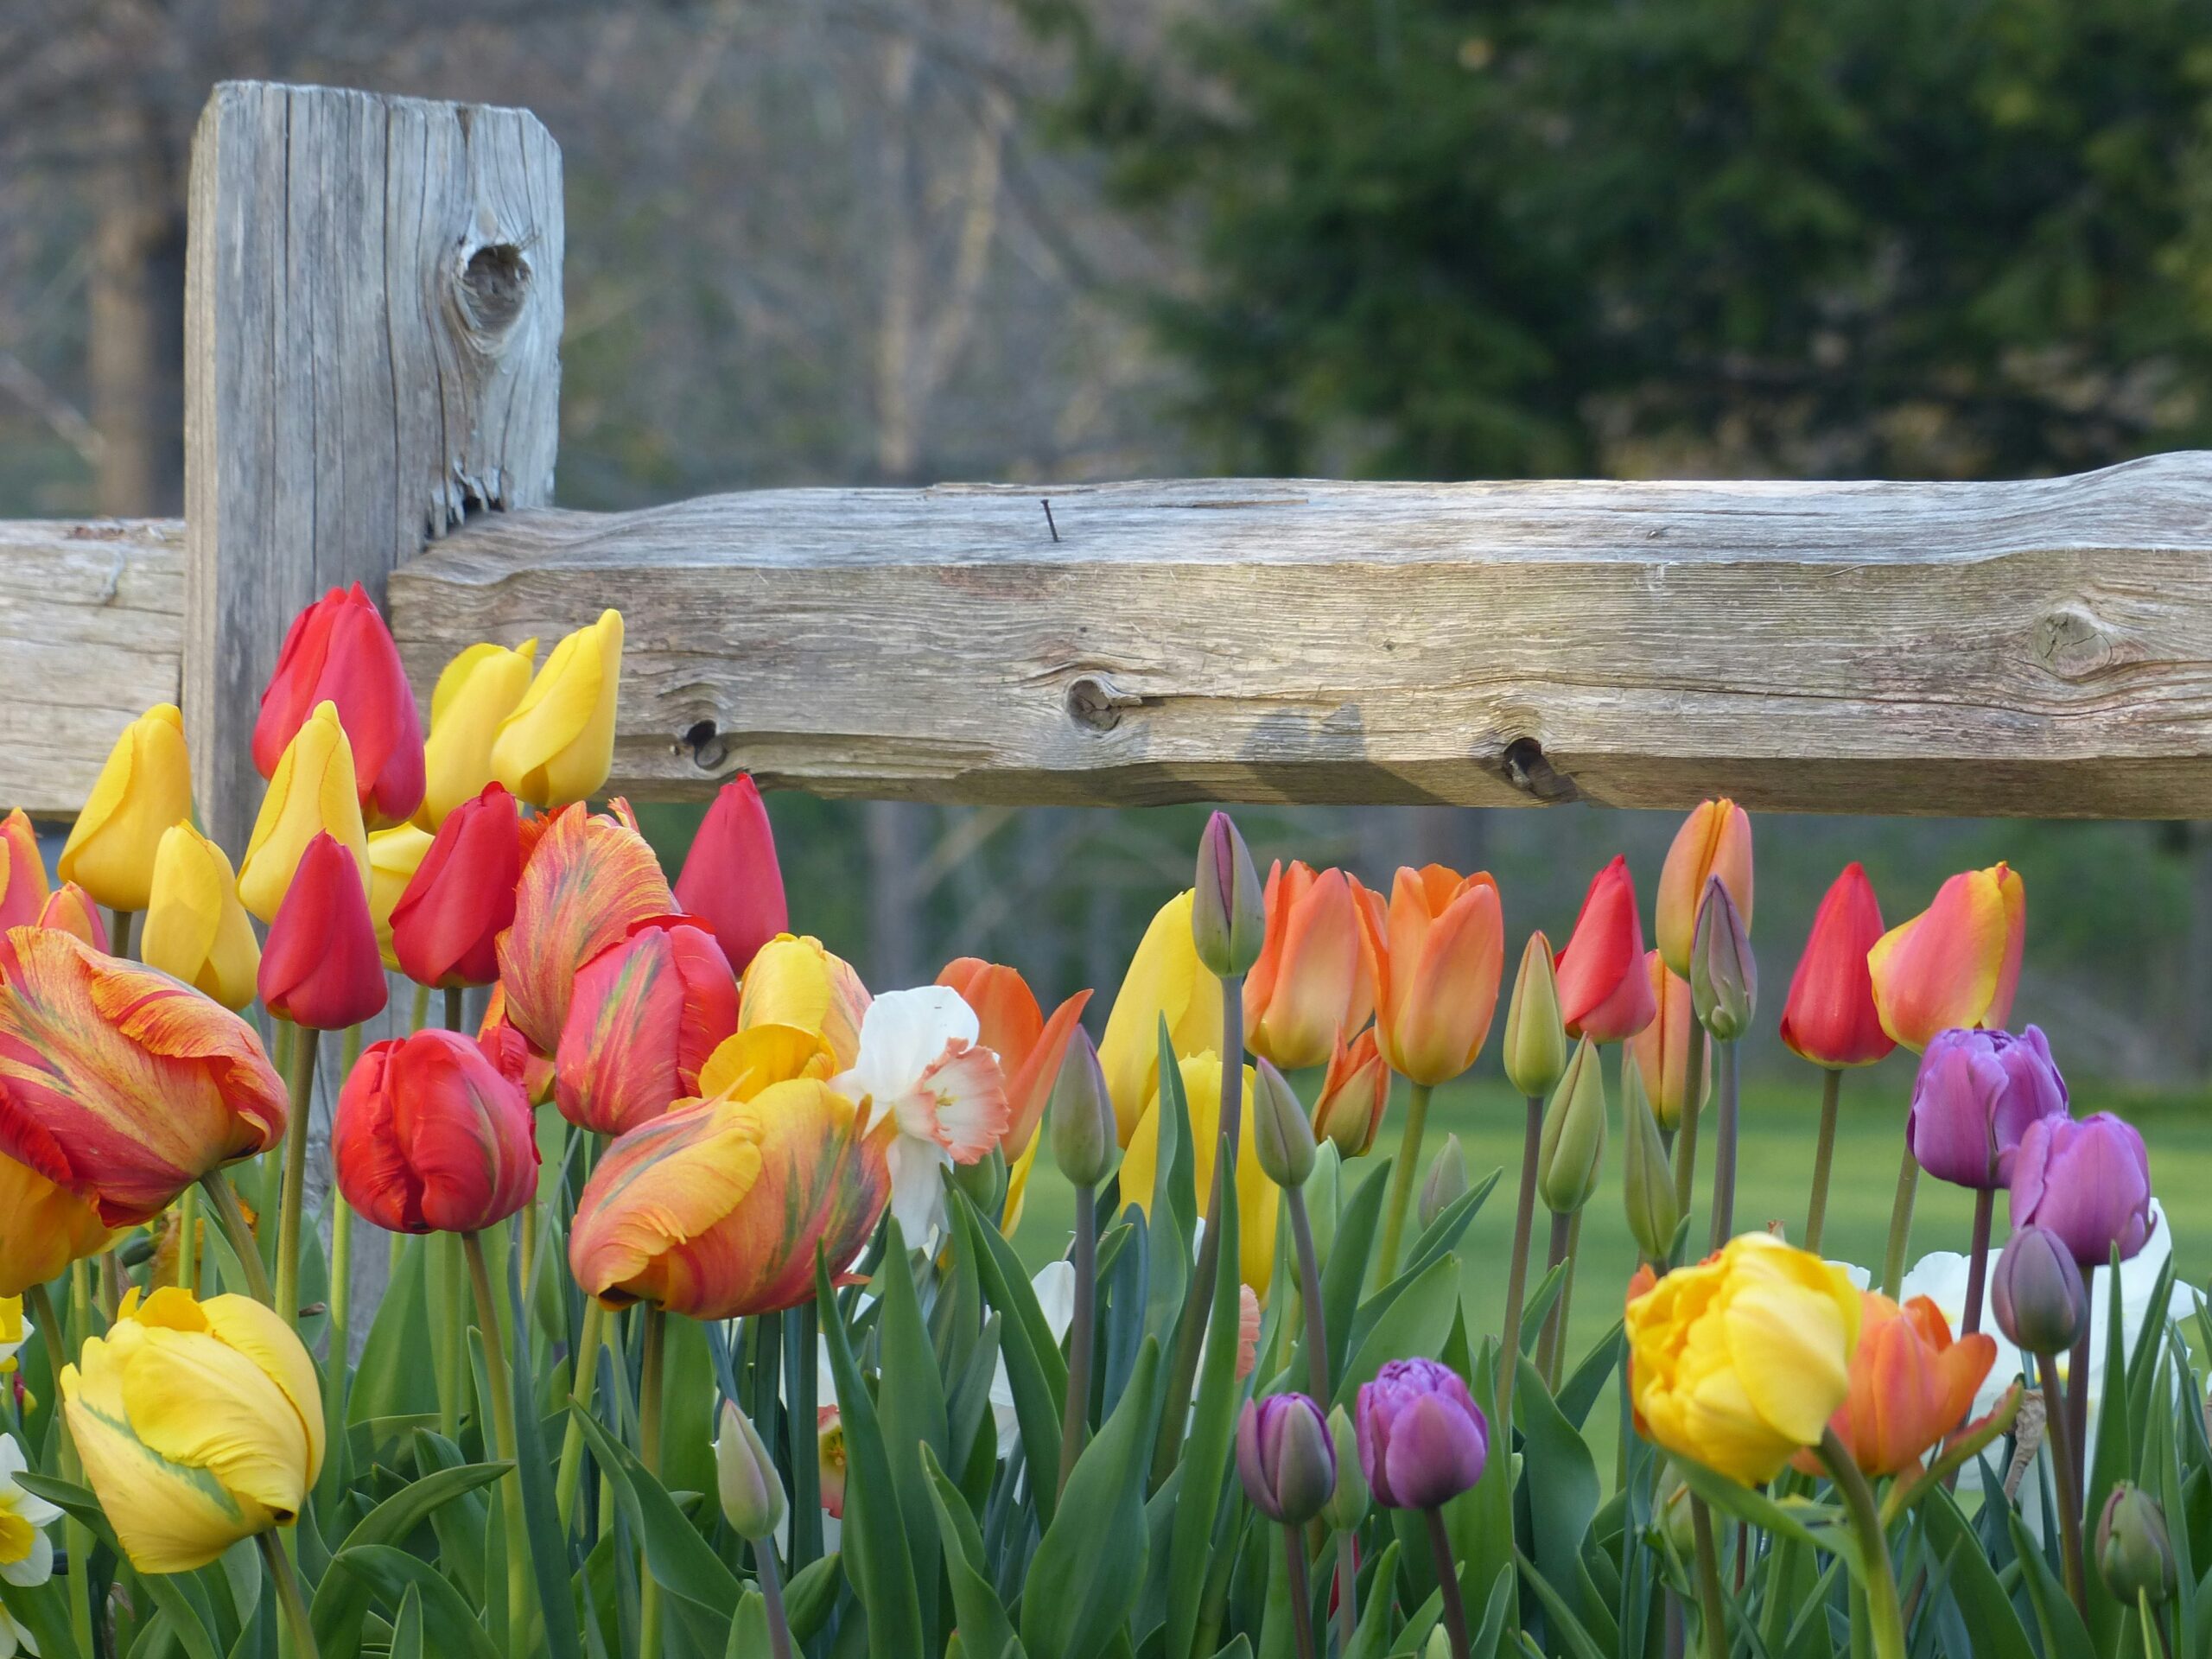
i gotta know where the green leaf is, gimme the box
[952,1192,1065,1526]
[1144,1017,1197,1354]
[786,1553,843,1644]
[816,1253,925,1659]
[1319,1162,1389,1387]
[925,1444,1019,1659]
[0,1577,86,1659]
[1554,1322,1624,1432]
[1514,1546,1610,1659]
[1917,1497,2037,1659]
[12,1473,230,1659]
[349,1231,437,1424]
[2006,1510,2095,1659]
[306,1459,510,1654]
[2087,1252,2134,1652]
[730,1587,771,1659]
[390,1585,425,1659]
[1166,1159,1243,1659]
[1339,1541,1402,1659]
[506,1246,585,1659]
[1333,1251,1459,1410]
[1674,1459,1841,1556]
[322,1543,500,1659]
[876,1218,950,1644]
[570,1402,743,1618]
[1512,1357,1600,1603]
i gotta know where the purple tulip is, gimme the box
[1355,1357,1489,1511]
[1235,1393,1336,1526]
[2010,1111,2155,1268]
[1905,1027,2068,1191]
[1989,1224,2088,1354]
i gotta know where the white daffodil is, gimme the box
[832,987,1011,1246]
[0,1433,60,1597]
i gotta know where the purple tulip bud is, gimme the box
[1236,1393,1337,1526]
[1192,810,1265,978]
[2009,1111,2156,1268]
[1989,1224,2087,1354]
[1906,1027,2068,1192]
[1355,1357,1489,1511]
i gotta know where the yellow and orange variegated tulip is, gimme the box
[569,1077,893,1319]
[1096,891,1224,1147]
[0,1148,114,1296]
[0,928,286,1226]
[142,823,261,1009]
[1789,1293,1998,1479]
[365,821,435,973]
[237,701,370,923]
[1373,865,1504,1086]
[420,638,538,828]
[480,983,555,1106]
[63,1287,323,1573]
[59,704,193,912]
[1243,861,1378,1071]
[38,883,109,950]
[737,934,871,1071]
[1655,799,1753,980]
[699,1024,839,1101]
[1626,1233,1861,1484]
[1866,862,2025,1053]
[494,801,674,1053]
[1628,950,1709,1132]
[491,609,623,808]
[1312,1027,1391,1156]
[0,810,48,931]
[1120,1052,1279,1296]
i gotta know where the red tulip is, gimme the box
[252,582,425,828]
[555,917,741,1136]
[390,783,524,988]
[0,810,48,931]
[1555,856,1656,1042]
[258,833,388,1030]
[934,957,1091,1159]
[673,777,789,976]
[1779,864,1894,1069]
[36,884,109,952]
[333,1027,538,1233]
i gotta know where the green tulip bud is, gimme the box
[1537,1035,1607,1214]
[1322,1404,1369,1532]
[1689,877,1756,1041]
[715,1399,787,1541]
[1502,929,1570,1098]
[951,1143,1008,1217]
[1306,1142,1341,1273]
[1620,1059,1678,1263]
[2098,1484,2177,1605]
[1192,810,1266,978]
[1655,1464,1697,1557]
[1051,1027,1117,1188]
[1418,1134,1469,1234]
[1251,1058,1316,1188]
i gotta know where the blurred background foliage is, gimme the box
[5,0,2212,1090]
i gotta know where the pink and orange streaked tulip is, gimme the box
[556,917,741,1136]
[1373,865,1504,1086]
[0,810,47,931]
[253,583,426,828]
[1866,862,2025,1053]
[480,983,555,1106]
[675,776,789,976]
[935,958,1091,1160]
[738,934,871,1071]
[1312,1027,1391,1156]
[1779,863,1895,1069]
[1790,1294,1997,1479]
[1243,861,1379,1071]
[1629,952,1708,1132]
[334,1027,539,1234]
[258,833,388,1031]
[1656,799,1752,980]
[1555,856,1657,1042]
[569,1077,893,1319]
[0,927,286,1225]
[36,883,108,952]
[495,801,675,1054]
[391,783,525,988]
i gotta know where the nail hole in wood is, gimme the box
[683,718,727,770]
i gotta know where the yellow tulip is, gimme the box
[738,934,871,1070]
[490,609,622,807]
[141,823,261,1009]
[0,1150,113,1298]
[58,705,193,912]
[698,1024,838,1101]
[237,701,370,923]
[1120,1052,1279,1298]
[1096,891,1224,1147]
[419,638,537,828]
[1625,1233,1862,1484]
[365,821,435,972]
[62,1287,324,1573]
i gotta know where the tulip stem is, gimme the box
[1818,1427,1906,1659]
[2066,1325,2092,1497]
[410,980,431,1033]
[1672,1031,1708,1249]
[1376,1081,1433,1285]
[1282,1525,1318,1659]
[1533,1210,1571,1386]
[2037,1350,2088,1618]
[1497,1093,1542,1435]
[463,1230,535,1659]
[177,1183,200,1295]
[1961,1189,1994,1338]
[1689,1497,1729,1659]
[1423,1506,1472,1659]
[329,1024,363,1370]
[200,1173,274,1305]
[258,1529,324,1659]
[1879,1146,1918,1300]
[107,907,133,960]
[274,1022,321,1327]
[1286,1185,1331,1406]
[555,1294,608,1530]
[1058,1179,1098,1498]
[1706,1038,1739,1252]
[1334,1529,1358,1654]
[29,1281,93,1659]
[758,1544,797,1659]
[438,1234,467,1440]
[444,985,464,1032]
[639,1305,669,1659]
[1550,1208,1582,1391]
[1804,1068,1842,1253]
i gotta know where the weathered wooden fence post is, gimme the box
[183,79,564,854]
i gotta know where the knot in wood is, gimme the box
[681,717,727,771]
[1501,736,1579,803]
[2033,603,2115,680]
[1066,674,1143,734]
[457,241,530,340]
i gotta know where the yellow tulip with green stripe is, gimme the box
[1120,1051,1279,1298]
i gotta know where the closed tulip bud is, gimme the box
[0,810,48,931]
[491,608,623,808]
[675,776,789,974]
[2009,1113,2156,1268]
[365,821,434,973]
[334,1027,538,1233]
[1538,1036,1608,1214]
[1192,810,1266,977]
[1556,857,1657,1043]
[1355,1357,1490,1510]
[1779,864,1895,1068]
[1989,1224,2087,1355]
[1374,865,1505,1086]
[1049,1027,1117,1188]
[258,833,388,1031]
[1236,1393,1337,1525]
[63,1287,323,1573]
[937,959,1090,1160]
[37,883,108,951]
[1621,1059,1679,1263]
[1306,1142,1341,1271]
[1243,862,1380,1071]
[555,917,741,1136]
[2098,1484,2176,1605]
[951,1142,1009,1215]
[1656,799,1752,980]
[142,824,260,1008]
[1502,930,1570,1097]
[1310,1028,1390,1156]
[715,1399,787,1541]
[254,583,425,827]
[1251,1058,1315,1188]
[1629,952,1709,1131]
[1867,863,2026,1053]
[1418,1135,1469,1234]
[238,701,371,923]
[1321,1404,1369,1531]
[1096,891,1224,1144]
[498,803,675,1052]
[419,637,537,828]
[1689,878,1755,1040]
[59,704,193,912]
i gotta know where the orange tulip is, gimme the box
[934,958,1091,1159]
[37,883,109,951]
[0,927,286,1226]
[1866,863,2024,1053]
[1790,1293,1997,1478]
[1555,856,1656,1042]
[0,1148,114,1296]
[1312,1027,1391,1156]
[0,810,48,931]
[569,1077,893,1319]
[1628,951,1709,1131]
[494,801,675,1053]
[1373,865,1504,1086]
[1656,800,1752,980]
[1243,861,1379,1071]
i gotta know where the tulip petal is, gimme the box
[1096,892,1223,1146]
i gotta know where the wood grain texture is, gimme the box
[184,79,563,855]
[393,452,2212,818]
[0,518,185,816]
